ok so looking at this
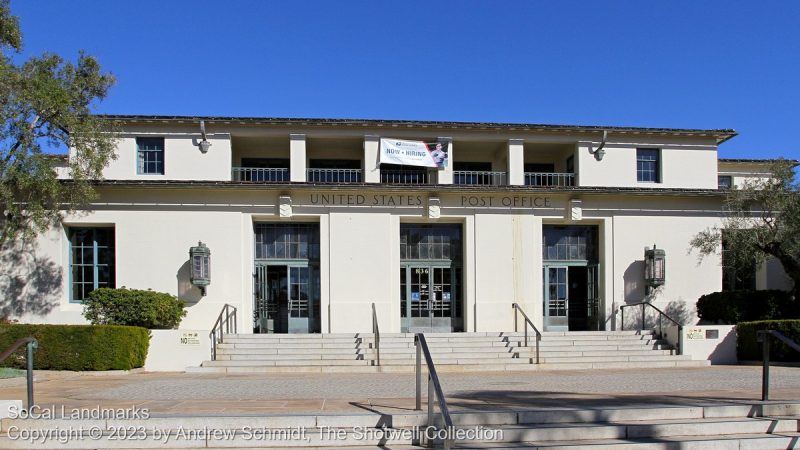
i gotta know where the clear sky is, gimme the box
[10,1,800,159]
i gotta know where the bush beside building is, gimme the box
[83,288,187,329]
[0,324,149,370]
[697,290,798,324]
[737,320,800,362]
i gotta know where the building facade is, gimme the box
[0,117,791,334]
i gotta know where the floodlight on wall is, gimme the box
[590,130,607,161]
[198,121,212,153]
[644,244,665,292]
[189,241,211,296]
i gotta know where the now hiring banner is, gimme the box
[379,138,449,169]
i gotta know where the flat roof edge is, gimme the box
[95,115,737,143]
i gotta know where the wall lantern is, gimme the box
[644,244,666,291]
[189,241,211,296]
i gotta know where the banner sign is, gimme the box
[379,138,449,169]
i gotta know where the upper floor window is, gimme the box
[69,227,115,302]
[718,175,733,189]
[636,148,660,183]
[136,137,165,175]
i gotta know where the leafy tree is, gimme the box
[0,0,116,245]
[691,159,800,297]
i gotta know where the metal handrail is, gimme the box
[524,172,575,187]
[511,303,541,364]
[209,304,237,360]
[0,337,38,408]
[307,168,363,183]
[371,302,380,366]
[231,167,289,182]
[415,333,454,450]
[453,170,507,186]
[381,169,430,185]
[619,301,682,355]
[757,330,800,401]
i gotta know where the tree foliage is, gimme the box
[691,159,800,296]
[0,0,116,244]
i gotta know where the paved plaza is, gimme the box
[0,366,798,416]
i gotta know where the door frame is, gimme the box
[400,262,462,333]
[253,259,319,333]
[543,262,600,332]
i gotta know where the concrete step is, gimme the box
[538,344,672,352]
[535,360,710,370]
[535,350,674,358]
[2,402,797,448]
[539,355,692,363]
[507,433,800,449]
[216,346,526,356]
[460,417,799,444]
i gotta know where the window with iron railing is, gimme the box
[453,161,506,185]
[233,158,290,182]
[307,159,362,183]
[524,172,575,187]
[380,164,430,185]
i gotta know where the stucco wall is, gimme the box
[0,187,743,334]
[577,138,718,189]
[94,134,232,181]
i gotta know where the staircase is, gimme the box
[190,330,707,373]
[3,401,798,448]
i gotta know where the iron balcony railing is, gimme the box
[454,170,507,186]
[381,169,430,185]
[524,172,575,187]
[232,167,289,183]
[307,168,363,183]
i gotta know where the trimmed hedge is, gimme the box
[696,290,798,324]
[737,320,800,362]
[0,324,149,370]
[83,288,186,329]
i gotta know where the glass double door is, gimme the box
[253,264,318,333]
[401,265,462,333]
[544,265,599,332]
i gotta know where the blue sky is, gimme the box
[11,1,800,159]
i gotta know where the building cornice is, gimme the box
[95,115,737,144]
[66,179,728,198]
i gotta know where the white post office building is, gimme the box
[2,116,791,336]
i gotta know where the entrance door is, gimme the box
[544,266,568,331]
[568,266,589,331]
[254,265,287,333]
[544,265,599,331]
[403,265,456,332]
[287,266,312,333]
[254,265,315,333]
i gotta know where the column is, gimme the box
[363,135,380,183]
[437,137,453,184]
[507,139,525,186]
[289,134,306,182]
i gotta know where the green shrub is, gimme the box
[737,320,800,362]
[0,324,149,370]
[696,290,798,324]
[83,288,187,329]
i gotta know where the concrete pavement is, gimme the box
[0,366,797,416]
